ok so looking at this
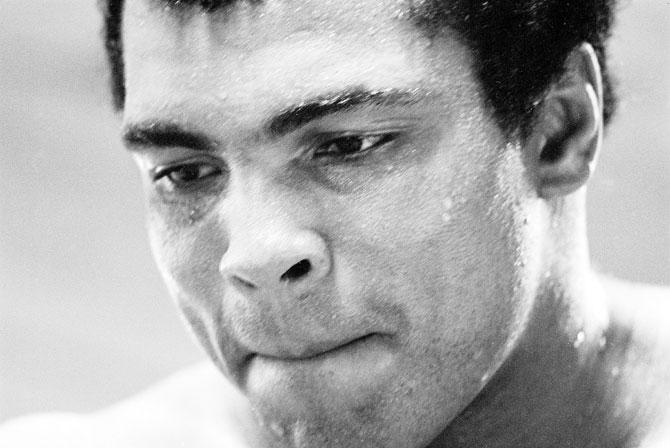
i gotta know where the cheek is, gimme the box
[426,159,533,360]
[417,155,535,393]
[146,205,227,330]
[333,148,530,335]
[326,138,535,418]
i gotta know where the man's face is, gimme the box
[123,0,540,446]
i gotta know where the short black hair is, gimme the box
[100,0,617,134]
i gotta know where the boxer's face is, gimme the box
[122,0,541,446]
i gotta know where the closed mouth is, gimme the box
[235,332,396,389]
[241,333,389,366]
[270,333,381,361]
[234,333,395,387]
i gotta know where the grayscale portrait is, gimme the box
[1,1,669,447]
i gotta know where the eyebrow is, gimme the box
[122,122,217,152]
[266,87,429,138]
[122,87,430,151]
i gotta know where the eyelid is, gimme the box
[150,155,224,181]
[307,131,401,159]
[313,122,412,138]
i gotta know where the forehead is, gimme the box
[122,0,474,126]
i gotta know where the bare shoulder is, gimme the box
[600,276,670,444]
[0,412,91,448]
[0,363,255,448]
[601,276,670,376]
[602,275,670,335]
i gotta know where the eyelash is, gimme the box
[150,132,398,191]
[153,161,224,189]
[311,133,399,161]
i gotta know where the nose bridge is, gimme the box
[219,173,330,297]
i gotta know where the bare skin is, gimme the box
[2,0,669,446]
[2,278,670,448]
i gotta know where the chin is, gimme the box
[249,402,399,448]
[241,347,487,448]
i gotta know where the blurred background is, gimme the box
[0,0,668,422]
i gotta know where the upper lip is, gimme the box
[224,331,393,386]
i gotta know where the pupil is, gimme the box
[175,165,201,182]
[338,137,362,154]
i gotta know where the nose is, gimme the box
[219,228,331,297]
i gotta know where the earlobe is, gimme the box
[528,43,604,199]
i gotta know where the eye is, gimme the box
[153,162,223,188]
[313,134,396,160]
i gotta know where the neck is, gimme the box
[430,273,615,447]
[429,193,645,447]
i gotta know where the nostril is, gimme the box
[280,259,312,282]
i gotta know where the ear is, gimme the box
[526,43,604,199]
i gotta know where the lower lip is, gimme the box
[243,334,396,392]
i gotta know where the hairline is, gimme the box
[102,0,614,137]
